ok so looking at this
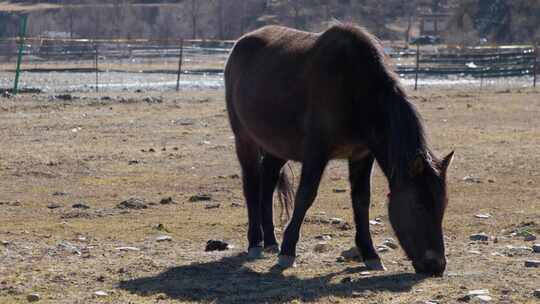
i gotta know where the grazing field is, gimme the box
[0,87,539,304]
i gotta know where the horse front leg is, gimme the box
[349,155,385,270]
[278,147,328,268]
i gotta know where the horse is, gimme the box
[224,24,454,277]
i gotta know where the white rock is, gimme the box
[94,291,108,297]
[382,238,398,249]
[475,213,491,219]
[156,235,172,242]
[468,289,490,296]
[377,245,391,253]
[533,244,540,253]
[472,295,492,302]
[504,245,532,256]
[329,217,345,224]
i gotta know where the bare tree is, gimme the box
[214,0,225,40]
[186,0,202,39]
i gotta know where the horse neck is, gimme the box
[369,88,430,186]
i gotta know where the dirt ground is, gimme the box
[0,87,539,304]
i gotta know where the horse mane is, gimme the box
[325,23,440,181]
[383,86,439,181]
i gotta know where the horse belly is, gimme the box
[235,97,306,161]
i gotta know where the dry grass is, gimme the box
[0,87,539,304]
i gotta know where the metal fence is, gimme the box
[0,35,538,94]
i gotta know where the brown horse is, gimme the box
[224,24,454,276]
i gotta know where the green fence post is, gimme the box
[13,14,28,95]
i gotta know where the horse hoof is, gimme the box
[247,247,263,259]
[264,245,280,254]
[277,255,297,268]
[365,259,386,271]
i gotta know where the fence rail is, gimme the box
[0,35,538,93]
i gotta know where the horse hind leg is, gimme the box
[234,134,264,259]
[348,155,386,271]
[259,152,287,253]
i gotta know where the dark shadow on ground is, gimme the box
[118,253,425,304]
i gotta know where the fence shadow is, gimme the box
[118,253,425,304]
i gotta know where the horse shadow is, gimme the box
[118,252,425,304]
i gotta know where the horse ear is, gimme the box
[441,151,455,173]
[409,154,425,177]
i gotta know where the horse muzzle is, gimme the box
[413,250,446,277]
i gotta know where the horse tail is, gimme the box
[276,164,295,225]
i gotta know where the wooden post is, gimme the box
[532,45,537,87]
[414,44,420,90]
[94,43,99,93]
[176,39,184,92]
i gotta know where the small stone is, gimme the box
[52,191,67,196]
[533,244,540,253]
[313,242,331,253]
[148,148,156,153]
[329,217,344,224]
[463,176,482,183]
[341,247,362,260]
[315,235,332,241]
[340,276,352,283]
[72,203,90,209]
[459,290,489,302]
[369,219,383,226]
[338,222,353,231]
[116,246,141,252]
[205,203,221,209]
[470,233,489,242]
[382,238,398,249]
[533,289,540,298]
[205,240,229,252]
[336,256,346,263]
[504,245,532,256]
[468,290,490,296]
[94,291,108,297]
[159,197,175,205]
[156,235,172,242]
[175,118,195,126]
[377,245,391,253]
[524,234,537,242]
[117,198,148,209]
[128,160,140,165]
[27,293,40,302]
[333,188,347,193]
[524,260,540,268]
[474,214,491,219]
[189,194,212,202]
[1,240,10,246]
[47,203,62,209]
[472,295,492,302]
[230,202,242,208]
